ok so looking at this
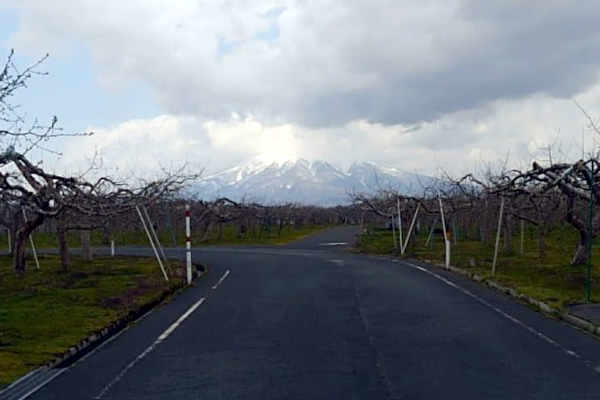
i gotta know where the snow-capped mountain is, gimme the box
[191,157,437,206]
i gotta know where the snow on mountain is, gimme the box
[191,157,437,206]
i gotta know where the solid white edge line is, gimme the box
[94,297,206,399]
[403,261,583,362]
[2,369,40,394]
[12,369,67,400]
[212,270,230,290]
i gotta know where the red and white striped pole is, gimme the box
[185,204,192,284]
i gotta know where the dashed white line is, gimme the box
[329,259,345,266]
[319,242,348,246]
[403,262,583,362]
[212,270,230,290]
[95,297,206,399]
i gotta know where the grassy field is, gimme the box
[357,225,600,310]
[1,224,332,250]
[0,254,182,387]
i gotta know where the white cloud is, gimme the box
[3,0,600,179]
[50,80,600,180]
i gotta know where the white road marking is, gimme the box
[95,298,206,399]
[330,260,345,266]
[404,262,584,362]
[3,368,66,400]
[212,270,230,290]
[319,242,348,246]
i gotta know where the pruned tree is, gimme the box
[0,50,198,275]
[507,159,599,265]
[452,156,600,265]
[0,147,195,274]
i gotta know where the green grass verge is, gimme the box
[357,226,600,310]
[0,254,182,387]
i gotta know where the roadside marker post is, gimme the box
[397,198,403,253]
[186,204,192,285]
[438,192,450,269]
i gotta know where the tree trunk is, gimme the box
[13,214,44,276]
[480,222,490,245]
[58,225,70,272]
[9,214,17,256]
[537,226,546,260]
[565,196,591,266]
[101,224,111,246]
[237,222,244,239]
[504,213,513,253]
[572,230,590,265]
[81,230,93,261]
[13,232,27,277]
[258,220,265,242]
[201,221,213,242]
[480,203,489,245]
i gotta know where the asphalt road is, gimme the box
[9,226,600,399]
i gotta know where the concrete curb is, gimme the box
[48,278,186,369]
[421,259,600,338]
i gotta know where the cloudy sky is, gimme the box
[1,0,600,177]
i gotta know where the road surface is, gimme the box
[6,226,600,399]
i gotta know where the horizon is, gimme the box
[202,154,419,178]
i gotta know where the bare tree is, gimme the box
[0,50,200,274]
[0,147,195,274]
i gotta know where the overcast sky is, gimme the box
[1,0,600,177]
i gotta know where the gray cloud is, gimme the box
[5,0,600,130]
[281,0,600,126]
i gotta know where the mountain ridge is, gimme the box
[192,157,436,206]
